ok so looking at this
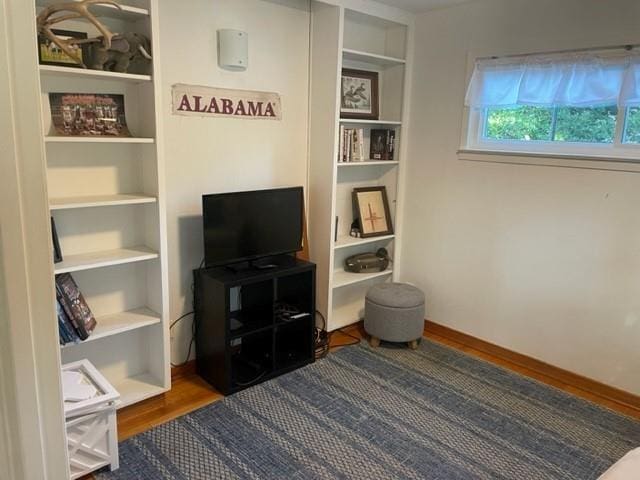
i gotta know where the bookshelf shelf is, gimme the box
[39,65,152,83]
[34,0,169,445]
[45,136,155,144]
[112,373,165,409]
[337,161,399,167]
[49,194,157,210]
[35,0,149,20]
[342,48,406,67]
[333,269,393,289]
[334,234,395,250]
[61,308,161,348]
[339,119,402,126]
[309,2,410,330]
[53,246,158,274]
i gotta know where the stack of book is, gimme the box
[338,127,365,162]
[56,273,97,346]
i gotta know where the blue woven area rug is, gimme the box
[97,340,640,479]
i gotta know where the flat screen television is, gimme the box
[203,187,303,268]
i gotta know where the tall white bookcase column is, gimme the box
[308,1,413,331]
[35,0,170,408]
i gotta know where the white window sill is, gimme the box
[457,149,640,173]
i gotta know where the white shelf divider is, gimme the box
[333,269,393,289]
[334,234,395,250]
[45,136,154,144]
[53,246,158,274]
[39,65,152,83]
[61,308,161,348]
[342,48,406,67]
[339,119,402,126]
[35,0,149,20]
[49,194,157,210]
[337,161,399,168]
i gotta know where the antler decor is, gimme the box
[37,0,123,68]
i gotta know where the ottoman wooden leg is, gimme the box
[408,339,419,350]
[369,336,381,348]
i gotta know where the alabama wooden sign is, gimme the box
[172,84,281,120]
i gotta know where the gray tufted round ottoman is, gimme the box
[365,283,425,349]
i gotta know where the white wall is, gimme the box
[402,0,640,394]
[157,0,310,364]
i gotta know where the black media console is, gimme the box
[194,257,316,395]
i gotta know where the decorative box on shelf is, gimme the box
[62,360,120,479]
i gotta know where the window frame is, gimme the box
[465,104,640,160]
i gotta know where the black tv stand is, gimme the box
[194,258,315,394]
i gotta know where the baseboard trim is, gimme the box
[424,320,640,413]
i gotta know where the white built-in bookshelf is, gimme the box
[35,0,169,408]
[308,3,412,331]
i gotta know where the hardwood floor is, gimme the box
[117,372,222,441]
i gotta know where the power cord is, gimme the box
[170,311,194,368]
[170,258,204,368]
[314,310,330,359]
[329,327,361,350]
[314,311,362,359]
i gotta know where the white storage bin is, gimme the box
[62,360,120,479]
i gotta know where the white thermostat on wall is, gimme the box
[217,29,248,71]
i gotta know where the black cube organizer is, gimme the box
[194,258,315,394]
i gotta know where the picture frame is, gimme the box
[38,29,88,68]
[51,217,63,264]
[340,68,379,120]
[352,186,393,238]
[49,93,132,137]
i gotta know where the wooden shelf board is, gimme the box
[339,119,402,126]
[54,246,159,274]
[61,308,161,349]
[39,65,151,83]
[337,161,399,167]
[49,193,157,210]
[35,0,149,20]
[113,373,166,409]
[334,234,395,250]
[45,136,154,144]
[342,48,406,67]
[332,269,393,289]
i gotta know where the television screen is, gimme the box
[203,187,303,267]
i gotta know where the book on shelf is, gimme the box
[51,216,63,263]
[55,273,96,342]
[370,129,396,161]
[57,299,80,346]
[338,127,365,162]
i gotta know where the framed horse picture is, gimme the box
[340,68,379,120]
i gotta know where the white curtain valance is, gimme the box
[465,53,640,108]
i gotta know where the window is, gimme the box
[464,52,640,159]
[484,105,618,143]
[624,107,640,144]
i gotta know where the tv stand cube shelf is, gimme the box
[194,258,316,395]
